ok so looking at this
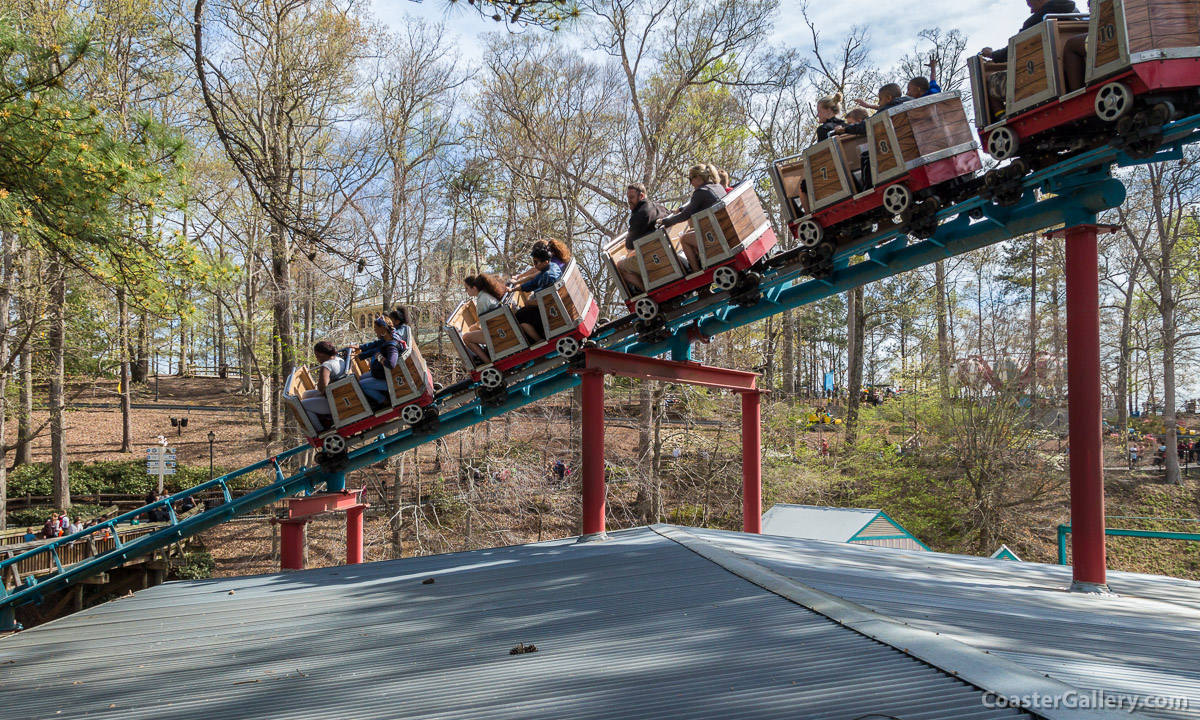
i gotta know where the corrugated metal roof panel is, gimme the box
[0,528,1035,720]
[760,503,880,541]
[855,515,904,538]
[675,527,1200,720]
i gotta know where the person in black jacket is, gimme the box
[618,183,669,293]
[982,0,1086,92]
[815,91,846,142]
[835,85,912,190]
[659,164,727,272]
[982,0,1078,63]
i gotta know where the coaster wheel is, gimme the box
[881,184,912,216]
[322,434,347,455]
[986,126,1019,160]
[634,297,660,321]
[555,335,582,359]
[797,219,823,248]
[400,403,425,425]
[712,266,739,291]
[1095,82,1132,122]
[480,367,504,389]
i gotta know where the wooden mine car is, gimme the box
[603,181,777,337]
[769,91,981,269]
[968,0,1200,163]
[284,341,436,456]
[445,259,599,402]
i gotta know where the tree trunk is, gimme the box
[133,312,149,383]
[15,252,34,467]
[271,217,294,440]
[1159,234,1181,485]
[1115,268,1136,450]
[118,288,133,452]
[782,310,795,396]
[50,264,70,509]
[845,286,866,445]
[637,381,652,465]
[1029,236,1038,396]
[241,262,255,394]
[0,230,14,530]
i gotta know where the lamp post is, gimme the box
[208,431,216,480]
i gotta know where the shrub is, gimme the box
[6,460,244,499]
[6,503,111,528]
[174,550,216,580]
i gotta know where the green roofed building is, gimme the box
[761,504,931,551]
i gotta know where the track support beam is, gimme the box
[573,349,764,538]
[580,370,608,540]
[742,391,764,534]
[1053,224,1115,593]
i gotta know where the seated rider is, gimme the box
[835,84,913,189]
[356,317,401,407]
[300,340,346,430]
[659,164,727,273]
[461,274,508,365]
[507,244,563,343]
[815,91,846,141]
[510,240,571,286]
[795,92,848,215]
[617,182,669,294]
[836,84,912,138]
[388,305,413,348]
[981,0,1085,94]
[907,57,941,99]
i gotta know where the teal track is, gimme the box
[2,112,1197,631]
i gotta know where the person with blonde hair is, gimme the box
[815,91,846,141]
[659,164,727,272]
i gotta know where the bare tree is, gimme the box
[193,0,383,439]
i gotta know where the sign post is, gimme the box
[146,445,177,494]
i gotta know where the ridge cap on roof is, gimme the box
[650,523,1150,720]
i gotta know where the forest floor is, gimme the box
[11,376,1200,583]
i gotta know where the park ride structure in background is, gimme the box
[3,0,1200,631]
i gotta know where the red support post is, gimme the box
[280,520,306,571]
[346,505,364,565]
[742,391,763,534]
[580,370,607,538]
[1063,224,1108,590]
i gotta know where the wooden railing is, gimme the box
[1,523,173,590]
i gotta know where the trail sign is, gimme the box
[146,447,178,492]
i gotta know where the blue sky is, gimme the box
[369,0,1037,73]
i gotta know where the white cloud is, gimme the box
[772,0,1036,72]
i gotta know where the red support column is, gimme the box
[1063,224,1108,590]
[280,520,306,571]
[580,370,607,538]
[346,505,364,565]
[742,391,763,534]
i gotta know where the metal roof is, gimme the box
[0,527,1041,720]
[672,526,1200,720]
[760,503,886,541]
